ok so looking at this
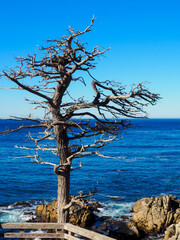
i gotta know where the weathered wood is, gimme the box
[2,222,115,240]
[68,231,74,236]
[53,122,70,223]
[64,233,79,240]
[64,223,115,240]
[4,232,64,238]
[57,165,70,223]
[1,222,65,229]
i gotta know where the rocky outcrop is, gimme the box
[131,195,180,234]
[69,204,95,227]
[35,198,96,227]
[13,201,32,207]
[35,200,57,222]
[108,220,142,240]
[164,222,180,240]
[35,195,180,239]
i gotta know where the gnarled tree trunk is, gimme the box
[53,120,70,223]
[57,166,70,223]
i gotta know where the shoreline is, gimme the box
[2,194,179,240]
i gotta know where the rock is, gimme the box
[174,208,180,224]
[90,219,142,239]
[109,221,141,240]
[91,225,97,230]
[100,222,108,231]
[27,217,36,223]
[131,195,180,234]
[35,199,96,227]
[23,211,33,216]
[13,201,32,207]
[164,222,180,240]
[35,200,57,222]
[109,219,120,225]
[91,202,103,212]
[69,205,96,227]
[120,215,129,220]
[0,204,8,207]
[99,216,111,221]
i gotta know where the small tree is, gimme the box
[0,18,159,223]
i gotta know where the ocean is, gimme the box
[0,119,180,226]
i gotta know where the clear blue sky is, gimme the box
[0,0,180,118]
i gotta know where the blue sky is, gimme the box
[0,0,180,118]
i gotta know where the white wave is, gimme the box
[96,201,134,219]
[0,206,34,223]
[0,201,42,223]
[0,200,50,223]
[0,199,134,224]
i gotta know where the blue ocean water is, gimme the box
[0,119,180,223]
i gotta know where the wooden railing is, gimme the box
[1,222,115,239]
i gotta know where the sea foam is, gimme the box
[97,201,134,219]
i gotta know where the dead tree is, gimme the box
[0,18,160,223]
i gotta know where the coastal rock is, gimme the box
[13,201,32,207]
[23,211,33,216]
[100,222,108,231]
[164,222,180,240]
[91,201,103,212]
[35,199,96,227]
[35,200,57,222]
[109,221,141,240]
[69,204,96,227]
[120,215,129,220]
[131,195,180,234]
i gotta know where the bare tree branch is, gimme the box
[0,124,47,135]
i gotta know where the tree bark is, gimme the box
[57,165,70,223]
[53,122,70,223]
